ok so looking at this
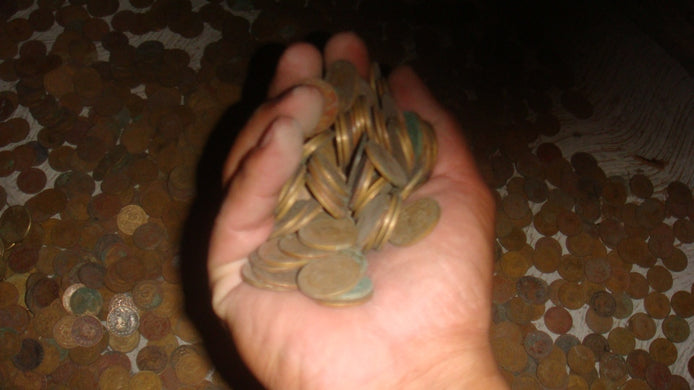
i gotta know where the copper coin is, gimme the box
[555,334,581,354]
[648,337,677,366]
[645,361,672,390]
[566,232,594,257]
[585,306,614,335]
[492,275,515,304]
[516,276,548,305]
[670,290,694,318]
[77,262,106,289]
[499,250,531,280]
[136,344,168,373]
[629,174,653,199]
[668,375,690,390]
[613,291,634,319]
[7,245,39,273]
[584,256,611,283]
[628,312,657,341]
[626,272,649,299]
[558,281,586,310]
[618,237,655,268]
[543,305,572,335]
[70,314,103,347]
[139,311,170,341]
[589,290,616,317]
[133,220,166,250]
[558,254,585,282]
[626,349,651,379]
[644,292,670,319]
[11,338,43,371]
[567,344,595,376]
[532,236,561,273]
[607,327,635,355]
[673,218,694,243]
[598,218,626,249]
[599,353,628,383]
[646,265,672,293]
[536,357,568,389]
[25,275,58,313]
[688,355,694,380]
[523,330,553,360]
[661,315,690,343]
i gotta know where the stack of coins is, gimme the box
[241,60,441,305]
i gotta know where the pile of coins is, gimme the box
[242,60,441,306]
[489,144,694,389]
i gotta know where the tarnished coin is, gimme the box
[297,251,365,300]
[297,214,357,251]
[325,60,359,113]
[71,315,104,348]
[318,276,374,307]
[106,305,139,337]
[389,197,440,246]
[365,140,408,187]
[0,205,31,244]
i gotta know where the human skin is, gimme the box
[207,32,509,389]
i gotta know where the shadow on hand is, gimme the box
[177,42,285,389]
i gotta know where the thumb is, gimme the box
[208,116,304,313]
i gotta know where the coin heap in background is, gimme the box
[489,144,694,389]
[242,60,441,306]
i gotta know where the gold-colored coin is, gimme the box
[365,140,408,187]
[390,197,441,246]
[297,251,365,300]
[297,214,357,251]
[116,204,149,235]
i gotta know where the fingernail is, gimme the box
[259,116,300,148]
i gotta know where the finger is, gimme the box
[388,66,481,183]
[267,42,323,98]
[323,31,371,79]
[221,85,324,184]
[208,116,304,312]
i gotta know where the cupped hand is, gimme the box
[207,32,507,390]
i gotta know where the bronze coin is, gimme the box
[648,337,677,366]
[532,236,562,273]
[77,262,106,289]
[516,276,548,305]
[670,290,694,318]
[499,250,531,280]
[585,307,613,334]
[628,312,657,341]
[71,314,104,348]
[648,223,674,259]
[661,315,690,343]
[132,220,167,250]
[643,292,670,319]
[558,254,585,282]
[555,334,581,354]
[589,290,616,317]
[536,356,568,389]
[558,281,586,310]
[0,281,19,307]
[613,291,634,319]
[7,245,39,273]
[11,338,43,371]
[566,232,594,257]
[645,361,672,390]
[607,327,635,356]
[506,296,543,325]
[688,355,694,380]
[599,353,627,383]
[584,256,611,283]
[626,349,651,379]
[25,275,58,313]
[672,218,694,244]
[618,237,656,268]
[629,174,653,199]
[139,311,170,341]
[532,203,559,236]
[544,306,572,334]
[136,344,168,373]
[646,265,672,293]
[583,333,610,362]
[523,330,553,360]
[567,344,596,376]
[598,218,626,249]
[492,275,515,304]
[626,272,649,299]
[668,375,690,390]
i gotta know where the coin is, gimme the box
[297,214,357,251]
[607,327,635,355]
[523,330,553,360]
[670,290,694,318]
[318,276,374,307]
[389,197,440,246]
[661,315,690,343]
[106,304,139,337]
[567,345,595,375]
[71,314,103,348]
[648,337,677,366]
[0,205,31,244]
[628,312,656,341]
[644,292,670,319]
[296,251,364,300]
[645,361,672,390]
[325,60,359,113]
[544,306,572,334]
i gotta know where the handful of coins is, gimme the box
[241,61,441,306]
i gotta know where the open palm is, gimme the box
[207,33,506,390]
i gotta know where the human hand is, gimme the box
[207,32,507,389]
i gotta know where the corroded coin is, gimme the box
[71,315,104,348]
[297,251,364,300]
[106,305,139,337]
